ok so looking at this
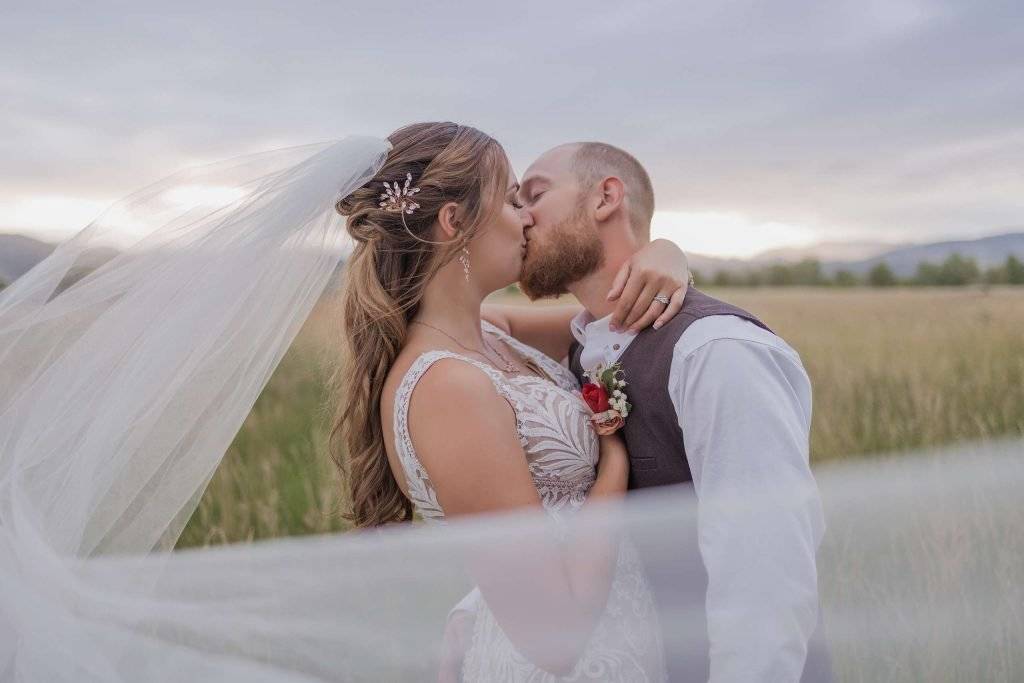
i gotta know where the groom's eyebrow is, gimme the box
[519,175,547,198]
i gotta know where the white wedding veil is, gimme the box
[0,136,390,558]
[0,135,1021,682]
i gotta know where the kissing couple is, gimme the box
[334,122,833,682]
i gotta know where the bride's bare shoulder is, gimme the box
[380,346,502,437]
[385,352,534,517]
[383,346,496,411]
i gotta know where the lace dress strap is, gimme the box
[481,319,580,392]
[392,350,528,524]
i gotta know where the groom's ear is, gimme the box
[594,177,626,223]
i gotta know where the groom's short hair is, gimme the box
[569,142,655,240]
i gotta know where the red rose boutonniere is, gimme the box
[581,361,631,436]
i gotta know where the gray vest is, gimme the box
[568,288,833,682]
[569,288,772,489]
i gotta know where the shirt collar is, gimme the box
[569,309,595,345]
[570,309,639,361]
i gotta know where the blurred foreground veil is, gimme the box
[0,137,1021,682]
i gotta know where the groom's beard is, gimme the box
[519,205,605,300]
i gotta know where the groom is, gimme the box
[516,142,833,682]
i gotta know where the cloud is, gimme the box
[652,211,819,258]
[1,0,1021,253]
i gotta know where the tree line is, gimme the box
[697,253,1024,288]
[3,253,1022,293]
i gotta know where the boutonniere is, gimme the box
[581,361,631,436]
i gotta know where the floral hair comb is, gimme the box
[379,172,421,215]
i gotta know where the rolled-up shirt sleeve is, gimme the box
[669,320,825,682]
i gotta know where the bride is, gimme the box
[332,121,688,680]
[0,122,688,681]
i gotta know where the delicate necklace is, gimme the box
[411,320,518,373]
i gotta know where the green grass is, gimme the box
[176,325,349,548]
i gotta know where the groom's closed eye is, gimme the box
[519,178,547,206]
[520,185,546,205]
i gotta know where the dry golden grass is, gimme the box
[174,287,1024,681]
[712,287,1024,461]
[179,287,1024,548]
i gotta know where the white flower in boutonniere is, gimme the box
[580,361,631,435]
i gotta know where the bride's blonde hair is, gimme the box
[331,122,509,527]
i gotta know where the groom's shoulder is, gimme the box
[672,290,798,361]
[677,314,793,359]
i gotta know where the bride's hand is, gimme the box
[606,238,691,332]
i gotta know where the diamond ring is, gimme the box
[653,293,671,305]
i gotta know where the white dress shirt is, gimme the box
[568,310,825,683]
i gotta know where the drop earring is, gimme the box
[458,246,471,281]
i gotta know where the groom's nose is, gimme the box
[519,206,534,231]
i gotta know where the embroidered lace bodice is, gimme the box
[393,321,667,682]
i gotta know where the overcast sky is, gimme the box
[2,0,1021,257]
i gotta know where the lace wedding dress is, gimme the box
[393,321,668,682]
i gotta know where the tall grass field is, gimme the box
[175,286,1024,681]
[179,286,1024,548]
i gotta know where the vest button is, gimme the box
[612,344,621,351]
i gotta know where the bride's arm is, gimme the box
[438,435,630,682]
[410,360,626,676]
[586,434,629,500]
[479,303,581,362]
[558,434,629,608]
[482,238,691,362]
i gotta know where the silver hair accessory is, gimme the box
[377,172,468,266]
[458,246,471,281]
[379,172,421,214]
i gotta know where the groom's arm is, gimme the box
[669,317,825,682]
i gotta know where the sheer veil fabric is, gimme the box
[0,136,1021,682]
[0,136,394,679]
[0,136,389,558]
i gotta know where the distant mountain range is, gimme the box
[3,229,1024,286]
[0,233,56,284]
[824,232,1024,277]
[753,240,905,265]
[689,231,1024,278]
[0,232,344,292]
